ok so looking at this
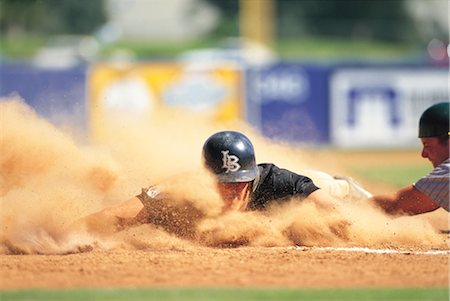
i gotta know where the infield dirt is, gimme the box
[1,99,448,289]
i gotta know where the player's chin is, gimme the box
[430,159,439,168]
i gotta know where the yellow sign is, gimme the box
[88,62,243,143]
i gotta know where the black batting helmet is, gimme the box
[418,102,449,138]
[202,131,259,183]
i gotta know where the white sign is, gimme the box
[162,73,227,111]
[248,67,310,104]
[330,69,448,148]
[102,76,154,115]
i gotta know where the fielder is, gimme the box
[370,102,449,215]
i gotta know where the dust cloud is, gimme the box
[0,99,446,254]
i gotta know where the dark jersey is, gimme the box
[247,163,319,210]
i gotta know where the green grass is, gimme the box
[1,288,448,301]
[352,165,432,188]
[276,37,419,60]
[0,34,420,61]
[0,36,46,58]
[99,38,224,58]
[99,37,421,61]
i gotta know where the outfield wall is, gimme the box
[329,68,448,148]
[0,64,87,131]
[0,61,447,148]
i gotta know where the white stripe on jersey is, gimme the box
[414,158,450,211]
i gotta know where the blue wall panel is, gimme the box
[246,63,330,144]
[0,63,87,130]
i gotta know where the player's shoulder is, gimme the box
[257,163,281,176]
[255,163,280,185]
[257,163,275,170]
[257,163,301,185]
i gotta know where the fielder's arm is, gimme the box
[369,185,440,215]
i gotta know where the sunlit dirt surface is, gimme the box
[1,99,448,289]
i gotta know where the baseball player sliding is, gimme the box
[132,130,370,223]
[81,128,370,238]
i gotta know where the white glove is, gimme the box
[136,186,163,208]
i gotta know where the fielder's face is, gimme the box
[216,181,251,212]
[420,137,449,167]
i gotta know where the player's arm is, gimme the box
[369,185,440,215]
[98,197,144,219]
[97,196,148,225]
[113,186,167,227]
[77,196,148,233]
[287,170,341,210]
[113,197,151,227]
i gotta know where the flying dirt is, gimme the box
[0,99,446,255]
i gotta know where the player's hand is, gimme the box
[136,186,161,203]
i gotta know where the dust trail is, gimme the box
[196,199,446,250]
[0,99,447,254]
[0,98,236,254]
[1,99,126,254]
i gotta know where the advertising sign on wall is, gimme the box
[0,64,87,129]
[330,68,448,148]
[88,63,242,143]
[246,63,330,144]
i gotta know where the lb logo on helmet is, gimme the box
[221,150,241,173]
[202,131,258,182]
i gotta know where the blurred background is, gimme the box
[0,0,449,148]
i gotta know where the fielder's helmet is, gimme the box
[202,131,259,183]
[418,102,450,138]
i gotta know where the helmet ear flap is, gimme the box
[418,102,449,138]
[202,131,259,183]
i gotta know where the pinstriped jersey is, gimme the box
[413,158,450,211]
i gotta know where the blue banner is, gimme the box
[246,63,330,144]
[0,63,87,130]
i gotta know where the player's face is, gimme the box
[420,137,449,167]
[216,181,251,212]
